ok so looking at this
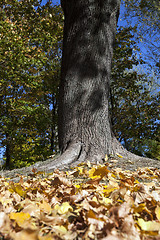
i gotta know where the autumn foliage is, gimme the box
[0,160,160,239]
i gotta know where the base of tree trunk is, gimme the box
[1,138,160,182]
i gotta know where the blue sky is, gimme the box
[42,0,60,5]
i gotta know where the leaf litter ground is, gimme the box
[0,159,160,240]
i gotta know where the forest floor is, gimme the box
[0,156,160,239]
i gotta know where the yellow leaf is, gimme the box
[137,218,160,231]
[53,225,67,234]
[155,206,160,221]
[105,154,108,161]
[92,196,98,203]
[89,166,109,179]
[39,236,53,240]
[103,187,118,197]
[102,197,112,205]
[54,202,73,214]
[15,185,26,197]
[9,212,30,227]
[39,200,52,213]
[77,167,83,175]
[10,184,26,197]
[133,203,152,218]
[88,167,97,179]
[116,153,123,158]
[134,180,140,184]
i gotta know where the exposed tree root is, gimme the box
[0,139,160,182]
[38,141,83,172]
[112,136,143,159]
[0,141,82,181]
[110,136,160,170]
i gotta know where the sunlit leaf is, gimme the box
[9,184,26,198]
[105,155,108,161]
[39,199,52,214]
[9,212,31,227]
[88,166,109,179]
[155,206,160,221]
[137,218,160,231]
[102,197,112,205]
[54,202,73,214]
[53,225,67,235]
[116,153,123,158]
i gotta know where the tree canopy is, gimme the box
[0,0,63,168]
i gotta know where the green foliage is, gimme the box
[111,26,160,159]
[0,0,63,168]
[145,139,160,160]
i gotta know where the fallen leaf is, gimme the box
[9,212,31,227]
[116,153,123,158]
[137,218,160,231]
[11,229,38,240]
[39,200,52,214]
[155,206,160,221]
[9,183,26,197]
[89,166,109,179]
[54,202,73,214]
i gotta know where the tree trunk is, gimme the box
[5,132,11,169]
[50,94,57,152]
[58,0,121,162]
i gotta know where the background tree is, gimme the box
[111,26,160,159]
[118,0,160,159]
[0,0,63,168]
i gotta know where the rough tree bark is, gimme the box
[58,0,120,162]
[57,0,155,165]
